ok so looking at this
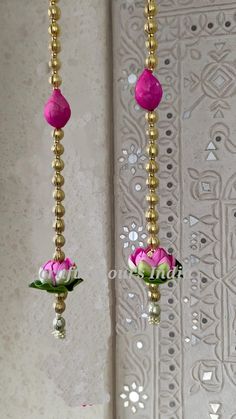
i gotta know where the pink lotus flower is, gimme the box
[128,247,176,278]
[39,258,77,286]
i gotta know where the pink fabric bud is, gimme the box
[135,69,163,111]
[44,89,71,128]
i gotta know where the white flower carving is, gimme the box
[120,382,148,414]
[120,222,147,250]
[118,144,146,174]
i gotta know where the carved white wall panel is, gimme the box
[113,1,236,418]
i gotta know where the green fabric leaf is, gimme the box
[29,278,84,294]
[66,278,83,291]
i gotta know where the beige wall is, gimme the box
[0,1,112,418]
[4,1,236,419]
[113,1,236,418]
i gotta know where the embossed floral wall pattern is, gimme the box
[113,1,236,418]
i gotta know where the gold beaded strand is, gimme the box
[144,0,161,325]
[144,0,158,71]
[52,129,66,262]
[48,0,65,262]
[48,0,62,89]
[29,0,83,340]
[144,0,159,251]
[145,111,160,250]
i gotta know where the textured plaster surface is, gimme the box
[0,1,112,418]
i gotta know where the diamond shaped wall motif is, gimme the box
[202,64,236,98]
[189,215,199,226]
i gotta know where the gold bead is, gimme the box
[49,57,61,71]
[145,208,158,222]
[146,127,158,140]
[147,222,159,234]
[54,234,65,247]
[146,55,157,71]
[144,3,157,17]
[52,158,64,171]
[48,5,61,20]
[52,143,64,155]
[148,291,161,303]
[49,22,60,36]
[52,173,64,187]
[144,21,157,35]
[148,314,161,325]
[147,144,158,158]
[56,292,68,300]
[53,249,65,262]
[53,189,65,202]
[54,204,65,218]
[148,292,160,302]
[146,192,159,205]
[146,111,158,124]
[146,160,158,174]
[145,37,158,51]
[53,219,65,233]
[53,300,66,315]
[146,176,159,189]
[49,74,62,88]
[148,284,160,300]
[149,283,159,291]
[49,39,61,53]
[147,236,160,248]
[53,129,64,141]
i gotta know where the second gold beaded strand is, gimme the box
[128,0,183,326]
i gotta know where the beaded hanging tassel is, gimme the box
[29,0,83,339]
[128,0,182,325]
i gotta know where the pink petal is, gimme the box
[159,248,169,259]
[65,258,74,269]
[135,251,157,268]
[151,248,162,265]
[170,255,176,269]
[130,247,144,264]
[42,259,54,270]
[128,256,138,272]
[58,261,67,271]
[52,260,60,275]
[144,246,152,254]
